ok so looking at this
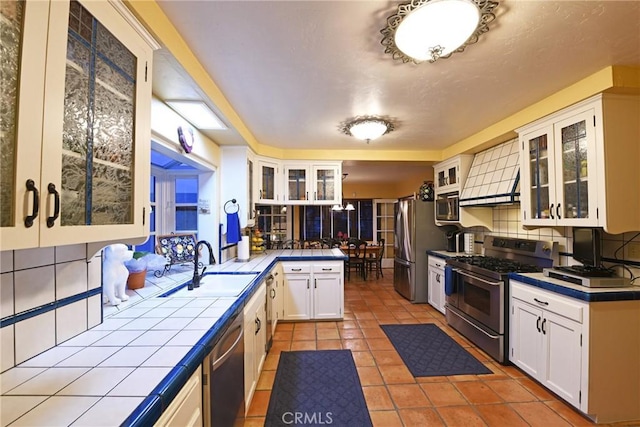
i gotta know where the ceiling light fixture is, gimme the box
[339,116,395,144]
[165,100,227,130]
[332,202,355,211]
[381,0,499,64]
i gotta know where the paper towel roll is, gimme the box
[237,236,250,262]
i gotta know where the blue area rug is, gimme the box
[381,323,492,377]
[265,350,372,427]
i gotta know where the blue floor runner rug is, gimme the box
[265,350,372,427]
[381,323,492,377]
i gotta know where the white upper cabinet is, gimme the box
[433,155,473,195]
[283,162,342,205]
[256,157,281,203]
[0,0,157,250]
[517,93,640,233]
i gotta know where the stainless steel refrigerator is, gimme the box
[394,195,446,303]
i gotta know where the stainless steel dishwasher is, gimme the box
[203,311,244,427]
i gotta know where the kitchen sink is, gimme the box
[161,272,259,298]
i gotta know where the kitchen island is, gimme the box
[0,249,347,427]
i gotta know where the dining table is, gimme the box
[340,243,384,280]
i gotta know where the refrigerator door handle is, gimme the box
[394,258,412,267]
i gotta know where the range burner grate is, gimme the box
[453,255,542,274]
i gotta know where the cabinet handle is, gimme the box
[307,279,309,289]
[306,191,309,201]
[536,316,541,333]
[322,268,332,271]
[314,278,317,289]
[47,183,60,228]
[541,318,547,335]
[292,268,302,272]
[270,288,276,298]
[556,203,561,219]
[314,191,317,200]
[549,203,555,220]
[255,317,261,334]
[533,298,549,306]
[260,189,263,199]
[436,273,440,283]
[24,179,39,228]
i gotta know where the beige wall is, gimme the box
[343,170,435,200]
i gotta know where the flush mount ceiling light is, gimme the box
[381,0,499,64]
[165,100,227,130]
[339,116,395,144]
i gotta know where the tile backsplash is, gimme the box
[0,245,102,372]
[465,205,640,279]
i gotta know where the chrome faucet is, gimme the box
[190,240,216,290]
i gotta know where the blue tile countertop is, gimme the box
[0,249,347,427]
[510,272,640,302]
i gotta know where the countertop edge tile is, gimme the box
[509,272,640,302]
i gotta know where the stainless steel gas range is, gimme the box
[445,236,558,364]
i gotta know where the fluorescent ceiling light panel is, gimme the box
[166,100,227,130]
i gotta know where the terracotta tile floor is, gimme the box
[245,269,639,426]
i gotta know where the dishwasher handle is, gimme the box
[212,322,243,371]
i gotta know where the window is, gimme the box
[297,199,373,241]
[133,149,201,253]
[175,177,198,233]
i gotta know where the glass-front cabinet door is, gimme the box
[312,165,340,204]
[0,0,155,250]
[553,110,598,226]
[257,159,279,203]
[284,165,309,203]
[520,125,556,226]
[0,0,49,249]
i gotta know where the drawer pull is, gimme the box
[291,268,302,272]
[534,298,549,306]
[322,268,332,271]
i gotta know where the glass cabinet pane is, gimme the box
[528,134,551,219]
[448,166,457,186]
[287,168,307,201]
[560,120,589,219]
[261,164,275,200]
[0,0,25,227]
[315,168,335,201]
[61,0,137,226]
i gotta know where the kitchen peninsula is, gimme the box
[0,249,346,427]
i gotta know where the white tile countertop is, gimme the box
[0,249,347,427]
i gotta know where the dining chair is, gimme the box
[365,239,385,279]
[346,240,367,281]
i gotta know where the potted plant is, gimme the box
[125,251,149,290]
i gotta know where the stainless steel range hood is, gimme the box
[460,138,520,206]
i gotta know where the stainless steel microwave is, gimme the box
[436,192,459,221]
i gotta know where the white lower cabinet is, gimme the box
[244,283,266,414]
[154,366,202,427]
[510,280,640,423]
[427,256,446,315]
[510,294,582,406]
[282,261,343,320]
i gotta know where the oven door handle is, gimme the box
[447,306,501,339]
[456,269,503,286]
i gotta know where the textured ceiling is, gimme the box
[152,0,640,182]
